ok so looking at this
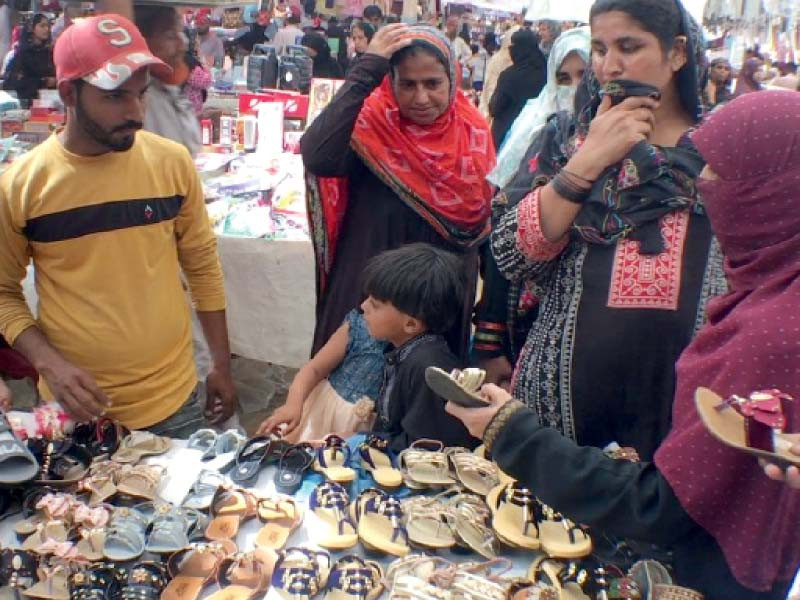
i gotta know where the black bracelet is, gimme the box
[552,171,591,204]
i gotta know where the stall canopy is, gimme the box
[523,0,592,22]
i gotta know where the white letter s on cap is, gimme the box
[97,19,133,47]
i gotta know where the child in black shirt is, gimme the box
[360,243,476,452]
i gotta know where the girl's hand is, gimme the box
[445,383,512,440]
[568,95,659,181]
[257,399,303,436]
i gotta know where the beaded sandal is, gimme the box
[309,482,358,550]
[324,555,383,600]
[486,483,541,550]
[119,561,169,600]
[537,505,592,559]
[358,435,402,489]
[270,547,331,600]
[356,489,409,557]
[313,435,356,484]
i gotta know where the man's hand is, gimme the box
[763,444,800,489]
[39,357,111,422]
[479,356,513,391]
[445,383,512,440]
[0,379,11,412]
[204,367,237,425]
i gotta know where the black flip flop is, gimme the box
[231,436,274,487]
[275,443,316,494]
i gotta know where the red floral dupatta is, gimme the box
[306,26,496,295]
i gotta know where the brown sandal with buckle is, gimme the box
[205,550,272,600]
[161,541,237,600]
[255,496,303,550]
[205,488,257,541]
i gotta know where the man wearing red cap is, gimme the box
[195,9,223,67]
[0,15,236,436]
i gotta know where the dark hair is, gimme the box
[362,243,466,334]
[362,4,383,20]
[351,20,375,42]
[134,5,178,39]
[589,0,682,53]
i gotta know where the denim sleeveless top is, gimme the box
[327,310,388,403]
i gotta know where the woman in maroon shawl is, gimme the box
[445,91,800,599]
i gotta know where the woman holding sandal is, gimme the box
[447,91,800,600]
[491,0,726,460]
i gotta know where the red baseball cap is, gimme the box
[54,14,172,91]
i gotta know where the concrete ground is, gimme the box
[6,356,295,437]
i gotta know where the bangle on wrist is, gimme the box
[561,168,594,185]
[552,171,591,205]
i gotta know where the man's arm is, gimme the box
[0,182,109,421]
[174,150,235,423]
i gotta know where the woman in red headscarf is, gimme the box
[301,23,495,360]
[445,91,800,600]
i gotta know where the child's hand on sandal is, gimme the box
[258,399,303,436]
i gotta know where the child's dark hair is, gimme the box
[362,243,466,335]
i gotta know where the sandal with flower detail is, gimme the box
[255,496,303,550]
[162,541,238,600]
[358,435,402,489]
[425,367,490,409]
[68,565,124,600]
[103,505,148,562]
[309,482,358,550]
[73,504,112,561]
[145,503,191,554]
[398,440,456,489]
[445,448,499,497]
[695,387,800,467]
[78,462,119,506]
[119,561,169,600]
[486,483,541,550]
[324,555,383,600]
[269,547,331,600]
[313,435,355,484]
[14,491,74,537]
[205,487,258,541]
[356,489,410,557]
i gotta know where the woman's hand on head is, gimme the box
[365,23,411,59]
[445,383,512,440]
[762,444,800,489]
[568,95,659,181]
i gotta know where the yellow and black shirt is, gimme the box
[0,132,226,428]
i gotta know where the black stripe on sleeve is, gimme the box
[23,196,185,243]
